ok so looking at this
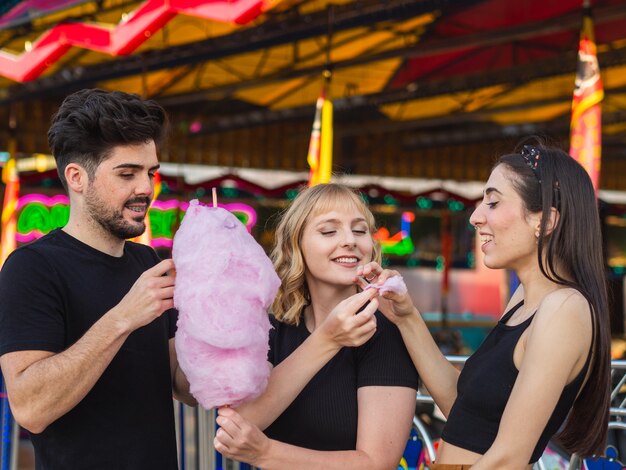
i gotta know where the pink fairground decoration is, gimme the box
[366,275,408,295]
[173,199,280,409]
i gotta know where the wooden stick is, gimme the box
[212,187,218,208]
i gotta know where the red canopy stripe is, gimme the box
[0,0,279,82]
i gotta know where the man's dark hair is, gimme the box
[47,88,168,191]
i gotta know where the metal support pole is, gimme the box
[175,401,183,469]
[412,416,436,464]
[8,421,17,470]
[198,408,216,470]
[223,457,241,470]
[183,405,199,470]
[1,374,15,470]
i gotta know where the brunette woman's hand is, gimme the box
[316,289,379,348]
[355,262,418,325]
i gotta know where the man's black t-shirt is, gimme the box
[0,229,178,470]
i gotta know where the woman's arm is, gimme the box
[215,385,416,470]
[169,338,197,406]
[393,309,461,416]
[471,291,592,469]
[357,262,461,416]
[236,289,379,430]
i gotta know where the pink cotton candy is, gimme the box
[176,329,270,408]
[366,275,408,295]
[173,200,280,409]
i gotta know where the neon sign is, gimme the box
[16,194,69,243]
[15,195,257,248]
[374,211,415,256]
[150,200,257,248]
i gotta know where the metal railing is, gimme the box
[413,355,468,465]
[414,357,626,470]
[3,357,626,469]
[565,359,626,469]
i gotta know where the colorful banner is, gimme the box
[569,9,603,193]
[1,157,20,266]
[307,86,333,186]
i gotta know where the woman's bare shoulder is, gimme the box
[534,288,592,334]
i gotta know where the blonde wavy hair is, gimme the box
[270,183,382,325]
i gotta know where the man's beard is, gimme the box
[85,187,150,240]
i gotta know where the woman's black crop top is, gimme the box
[441,301,590,463]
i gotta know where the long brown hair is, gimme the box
[497,139,610,456]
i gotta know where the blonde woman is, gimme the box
[214,183,419,469]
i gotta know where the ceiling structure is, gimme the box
[2,0,626,190]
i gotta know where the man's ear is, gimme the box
[65,163,88,194]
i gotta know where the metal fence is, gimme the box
[3,357,626,470]
[414,357,626,470]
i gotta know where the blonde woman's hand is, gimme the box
[214,407,270,466]
[316,289,379,348]
[355,262,417,325]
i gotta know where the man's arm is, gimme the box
[1,315,131,433]
[0,259,175,433]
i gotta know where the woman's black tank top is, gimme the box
[441,300,590,463]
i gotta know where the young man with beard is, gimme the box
[0,89,195,469]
